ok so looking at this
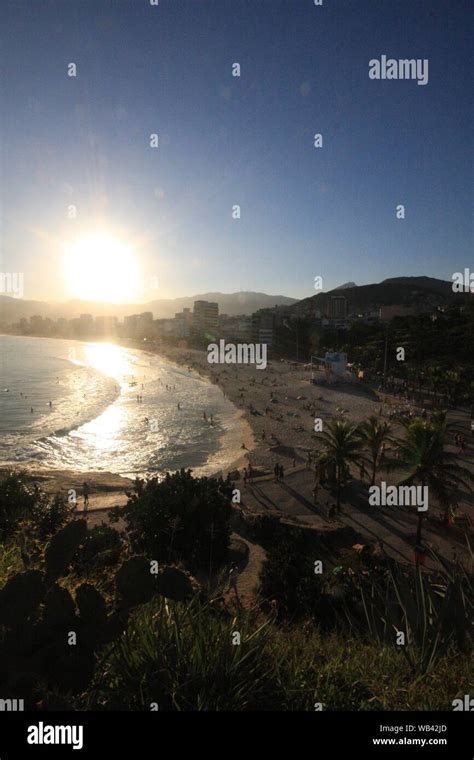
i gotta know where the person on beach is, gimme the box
[279,464,284,480]
[177,402,180,410]
[203,411,207,421]
[228,563,239,598]
[243,468,248,485]
[274,463,279,482]
[82,482,90,512]
[312,483,319,504]
[32,483,40,507]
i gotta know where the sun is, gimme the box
[62,233,140,302]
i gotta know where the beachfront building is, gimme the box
[123,312,154,339]
[219,314,253,342]
[95,316,118,337]
[154,318,176,338]
[252,309,274,346]
[69,313,94,338]
[192,300,219,337]
[174,308,193,338]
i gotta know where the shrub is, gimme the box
[72,524,122,573]
[121,469,233,573]
[30,491,69,539]
[0,470,36,541]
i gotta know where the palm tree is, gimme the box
[395,418,472,552]
[444,369,462,407]
[358,417,394,486]
[317,419,363,510]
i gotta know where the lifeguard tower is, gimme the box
[310,351,354,384]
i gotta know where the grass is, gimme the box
[79,593,472,711]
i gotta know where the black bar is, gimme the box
[0,711,472,758]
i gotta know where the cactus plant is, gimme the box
[42,584,78,630]
[115,556,157,608]
[45,519,88,581]
[0,569,44,626]
[156,566,197,601]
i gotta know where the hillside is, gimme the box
[291,276,460,316]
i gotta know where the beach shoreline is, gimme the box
[2,338,473,545]
[0,336,257,507]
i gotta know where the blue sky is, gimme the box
[1,0,472,302]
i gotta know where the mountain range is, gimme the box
[0,292,297,323]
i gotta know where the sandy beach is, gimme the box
[4,342,473,568]
[132,344,474,569]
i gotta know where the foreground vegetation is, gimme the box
[0,468,471,711]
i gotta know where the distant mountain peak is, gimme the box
[334,281,357,290]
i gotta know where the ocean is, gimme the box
[0,335,244,478]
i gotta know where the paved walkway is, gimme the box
[240,466,472,572]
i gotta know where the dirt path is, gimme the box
[225,531,267,608]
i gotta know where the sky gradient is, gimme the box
[1,0,472,302]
